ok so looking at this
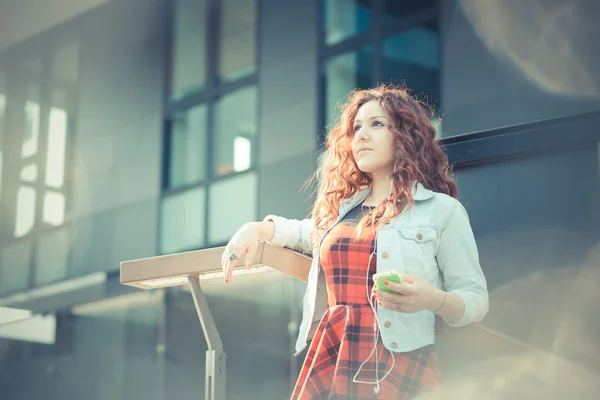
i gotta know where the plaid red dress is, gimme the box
[291,204,441,399]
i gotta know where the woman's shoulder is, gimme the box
[423,191,466,226]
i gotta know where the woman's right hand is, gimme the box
[221,222,260,283]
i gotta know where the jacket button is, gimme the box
[390,341,398,349]
[384,320,392,328]
[382,252,389,259]
[416,232,423,240]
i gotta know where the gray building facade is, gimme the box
[0,0,599,399]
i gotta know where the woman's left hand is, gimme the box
[373,273,441,313]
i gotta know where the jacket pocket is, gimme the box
[398,227,438,257]
[397,227,439,280]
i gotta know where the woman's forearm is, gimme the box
[428,288,465,324]
[252,220,275,242]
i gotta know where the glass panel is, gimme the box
[168,104,208,188]
[34,227,69,285]
[46,106,68,188]
[219,0,257,81]
[20,164,38,182]
[14,185,36,238]
[381,24,440,108]
[324,46,373,128]
[52,40,80,83]
[383,0,437,25]
[0,240,32,294]
[213,86,258,177]
[22,86,41,158]
[171,0,207,95]
[324,0,371,45]
[208,172,257,244]
[0,70,5,199]
[160,186,205,254]
[43,191,66,226]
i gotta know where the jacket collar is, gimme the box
[339,182,435,214]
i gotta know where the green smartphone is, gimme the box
[373,270,403,293]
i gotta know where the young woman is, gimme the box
[221,85,489,399]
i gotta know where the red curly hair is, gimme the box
[308,84,457,242]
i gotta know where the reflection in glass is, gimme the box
[46,107,67,188]
[43,191,65,226]
[160,186,205,254]
[0,241,32,294]
[219,0,257,81]
[383,0,437,25]
[208,172,257,244]
[233,136,251,172]
[23,99,40,158]
[171,0,207,94]
[382,25,440,108]
[324,0,371,45]
[14,186,36,237]
[325,46,373,128]
[20,164,38,182]
[169,104,207,188]
[213,87,257,177]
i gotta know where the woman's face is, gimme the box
[351,100,395,175]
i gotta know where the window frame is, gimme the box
[160,0,261,254]
[0,41,77,294]
[317,0,441,143]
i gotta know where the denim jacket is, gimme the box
[264,182,489,355]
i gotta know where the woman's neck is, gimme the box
[364,172,393,206]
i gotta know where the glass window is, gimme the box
[219,0,257,81]
[381,24,440,108]
[171,0,207,95]
[168,104,208,188]
[20,164,38,182]
[43,191,66,226]
[14,186,36,238]
[324,46,373,128]
[0,240,32,294]
[324,0,371,45]
[208,172,257,244]
[22,86,41,159]
[213,86,258,177]
[160,186,206,254]
[34,228,69,285]
[46,106,67,188]
[383,0,437,26]
[0,70,5,199]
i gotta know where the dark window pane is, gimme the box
[171,0,207,95]
[208,172,257,244]
[383,0,437,26]
[219,0,257,81]
[213,86,258,177]
[382,23,440,109]
[160,186,206,254]
[324,0,371,45]
[324,46,373,128]
[168,104,208,188]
